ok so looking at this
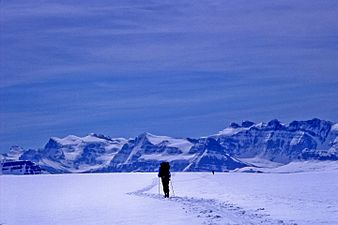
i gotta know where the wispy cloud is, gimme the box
[0,0,338,151]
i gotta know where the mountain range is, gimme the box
[1,118,337,173]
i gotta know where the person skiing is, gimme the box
[158,161,171,198]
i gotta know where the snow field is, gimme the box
[0,173,201,225]
[1,171,338,225]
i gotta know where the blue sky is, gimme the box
[1,0,338,153]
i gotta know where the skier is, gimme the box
[158,161,171,198]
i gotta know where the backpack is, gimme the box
[158,161,171,177]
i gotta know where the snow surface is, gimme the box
[235,160,338,174]
[331,123,338,131]
[215,122,267,136]
[217,127,247,136]
[240,157,284,168]
[1,168,338,225]
[146,133,193,152]
[262,160,338,173]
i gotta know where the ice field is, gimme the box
[1,170,338,225]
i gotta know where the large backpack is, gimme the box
[158,161,171,177]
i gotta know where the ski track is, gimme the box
[128,178,298,225]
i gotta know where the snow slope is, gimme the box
[1,171,337,225]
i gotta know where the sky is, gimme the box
[0,0,338,153]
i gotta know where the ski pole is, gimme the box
[158,178,161,195]
[170,179,175,197]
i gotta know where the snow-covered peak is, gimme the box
[215,119,334,138]
[146,133,175,145]
[137,132,193,152]
[87,133,116,141]
[331,123,338,131]
[51,135,82,146]
[266,119,284,130]
[137,132,157,141]
[254,122,266,128]
[4,146,25,160]
[288,118,332,140]
[48,134,127,146]
[216,120,262,136]
[216,121,256,136]
[9,145,25,154]
[82,134,111,143]
[217,127,247,136]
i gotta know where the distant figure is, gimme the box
[212,170,215,175]
[158,161,171,198]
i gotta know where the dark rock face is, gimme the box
[185,138,247,172]
[266,119,284,130]
[242,120,255,128]
[215,119,337,163]
[20,149,42,161]
[299,148,338,161]
[230,122,240,128]
[288,118,332,141]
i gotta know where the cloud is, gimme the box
[2,0,338,87]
